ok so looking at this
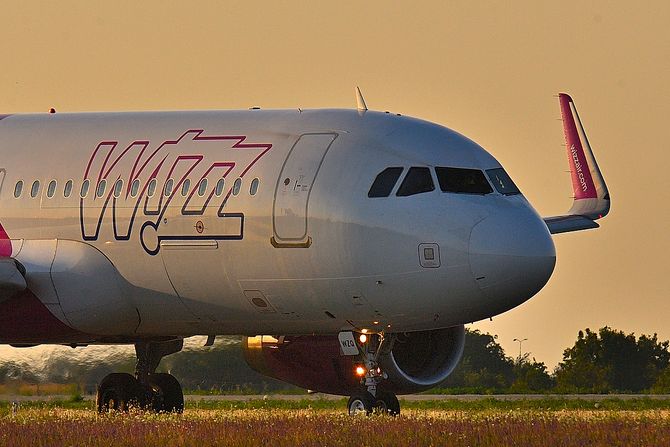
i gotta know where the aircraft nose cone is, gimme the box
[469,209,556,311]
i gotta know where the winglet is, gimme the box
[544,94,610,234]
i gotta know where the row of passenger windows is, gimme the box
[368,166,520,198]
[13,177,261,200]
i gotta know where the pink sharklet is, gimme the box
[559,94,597,200]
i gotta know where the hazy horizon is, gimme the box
[0,2,668,371]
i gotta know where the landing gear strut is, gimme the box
[96,339,184,413]
[347,333,400,416]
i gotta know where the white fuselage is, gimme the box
[0,109,555,342]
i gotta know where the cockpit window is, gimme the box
[486,168,521,195]
[396,167,435,197]
[368,167,403,198]
[435,167,493,195]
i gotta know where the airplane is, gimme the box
[0,90,609,415]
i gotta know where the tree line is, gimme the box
[440,327,670,394]
[2,326,670,394]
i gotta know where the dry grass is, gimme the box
[1,407,670,446]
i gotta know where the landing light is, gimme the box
[355,366,366,376]
[359,334,367,343]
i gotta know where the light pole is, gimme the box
[513,338,528,362]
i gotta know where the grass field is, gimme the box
[1,399,670,446]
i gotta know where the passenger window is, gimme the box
[47,180,57,198]
[435,167,493,195]
[486,168,521,195]
[232,178,242,196]
[31,180,40,198]
[64,180,73,198]
[14,181,23,198]
[249,178,259,196]
[181,179,190,196]
[113,179,123,198]
[396,167,435,197]
[96,180,107,198]
[198,179,208,196]
[147,179,157,197]
[80,180,90,198]
[215,178,225,196]
[368,167,404,198]
[131,179,140,197]
[164,179,174,196]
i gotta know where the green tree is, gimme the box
[509,354,554,393]
[441,329,515,392]
[651,367,670,393]
[0,360,39,384]
[555,327,670,393]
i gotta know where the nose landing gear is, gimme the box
[348,333,400,416]
[96,339,184,413]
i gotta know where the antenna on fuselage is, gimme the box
[355,86,368,112]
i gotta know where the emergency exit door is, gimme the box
[272,133,336,246]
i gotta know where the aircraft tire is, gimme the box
[375,391,400,416]
[347,392,375,416]
[96,373,144,413]
[148,373,184,413]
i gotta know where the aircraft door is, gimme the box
[272,133,336,247]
